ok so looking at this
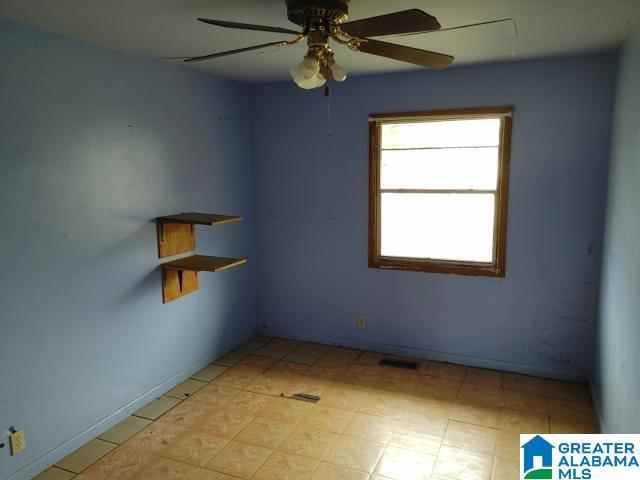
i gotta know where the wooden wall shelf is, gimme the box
[162,255,247,273]
[157,212,243,259]
[157,212,245,303]
[157,213,243,226]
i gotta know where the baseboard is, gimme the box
[260,328,589,383]
[7,325,256,480]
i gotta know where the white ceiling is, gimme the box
[1,0,639,83]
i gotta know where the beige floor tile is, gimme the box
[259,396,315,425]
[401,399,452,429]
[252,451,319,480]
[413,376,461,402]
[335,370,378,388]
[164,430,230,467]
[235,417,295,449]
[450,401,500,429]
[126,422,183,455]
[300,405,354,433]
[236,355,278,373]
[206,440,272,479]
[291,342,330,358]
[359,393,407,419]
[498,408,549,433]
[501,389,548,415]
[443,420,497,455]
[492,456,519,480]
[320,385,369,411]
[215,351,247,367]
[191,364,228,383]
[501,373,546,395]
[226,391,274,416]
[544,379,591,402]
[282,353,318,365]
[494,430,520,461]
[375,374,419,395]
[265,361,309,378]
[324,435,385,473]
[189,384,241,408]
[200,408,255,438]
[251,334,274,344]
[134,396,182,420]
[550,418,599,434]
[343,413,397,444]
[426,362,468,381]
[355,352,385,366]
[62,342,603,480]
[284,377,332,398]
[235,340,268,355]
[320,347,362,364]
[389,422,444,455]
[80,445,155,480]
[33,467,76,480]
[433,446,494,480]
[305,363,347,381]
[165,379,208,400]
[255,339,298,359]
[55,438,118,473]
[548,397,597,425]
[211,368,260,389]
[311,462,369,480]
[157,400,215,431]
[464,368,503,388]
[244,374,293,396]
[98,416,152,444]
[457,383,503,407]
[132,457,201,480]
[375,446,436,480]
[277,425,337,460]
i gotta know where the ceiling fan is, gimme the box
[183,0,457,90]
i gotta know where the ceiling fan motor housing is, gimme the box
[285,0,350,27]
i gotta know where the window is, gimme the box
[369,107,512,277]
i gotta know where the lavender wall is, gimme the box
[594,28,640,433]
[250,54,615,381]
[0,20,256,479]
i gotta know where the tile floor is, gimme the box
[37,336,599,480]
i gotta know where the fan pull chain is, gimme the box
[324,85,333,135]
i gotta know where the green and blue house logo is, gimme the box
[521,434,640,479]
[522,435,554,479]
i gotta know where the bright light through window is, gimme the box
[369,108,512,276]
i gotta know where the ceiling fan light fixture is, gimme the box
[329,58,347,82]
[291,54,326,89]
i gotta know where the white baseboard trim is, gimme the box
[260,328,589,383]
[7,326,256,480]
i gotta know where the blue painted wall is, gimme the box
[250,54,615,380]
[0,21,256,479]
[594,28,640,433]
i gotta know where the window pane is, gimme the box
[381,147,499,190]
[380,193,495,262]
[381,118,501,149]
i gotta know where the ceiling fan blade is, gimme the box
[356,38,454,70]
[394,18,517,37]
[184,40,292,63]
[341,9,440,38]
[197,18,301,35]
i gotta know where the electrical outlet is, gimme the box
[357,315,366,329]
[10,429,25,455]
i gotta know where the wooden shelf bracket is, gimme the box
[156,212,245,304]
